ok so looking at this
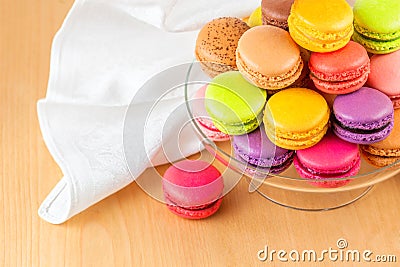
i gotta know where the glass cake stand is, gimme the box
[183,61,400,211]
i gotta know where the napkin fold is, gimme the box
[38,0,258,224]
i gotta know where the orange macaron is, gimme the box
[236,25,303,90]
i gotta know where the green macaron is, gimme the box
[205,71,266,135]
[353,0,400,54]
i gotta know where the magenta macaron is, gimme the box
[367,49,400,109]
[332,87,394,144]
[294,131,361,188]
[162,159,224,219]
[192,85,230,141]
[309,41,370,94]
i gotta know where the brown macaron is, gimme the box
[261,0,294,30]
[195,17,249,78]
[236,25,303,90]
[360,109,400,167]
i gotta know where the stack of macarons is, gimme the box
[190,0,400,189]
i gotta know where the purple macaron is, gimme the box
[332,87,394,144]
[232,125,294,176]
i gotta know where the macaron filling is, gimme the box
[332,117,394,144]
[165,196,223,219]
[310,61,370,83]
[289,14,353,42]
[354,23,400,41]
[164,191,222,210]
[352,31,400,53]
[264,119,329,150]
[310,73,368,92]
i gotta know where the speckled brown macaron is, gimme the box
[360,109,400,167]
[261,0,294,30]
[195,17,250,78]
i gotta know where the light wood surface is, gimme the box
[1,1,399,266]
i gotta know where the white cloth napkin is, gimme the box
[38,0,258,224]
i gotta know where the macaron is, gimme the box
[332,87,394,144]
[288,0,354,52]
[294,131,360,188]
[195,17,250,78]
[360,109,400,167]
[263,88,330,150]
[232,125,294,176]
[236,25,303,90]
[353,0,400,54]
[162,160,224,219]
[309,41,370,94]
[247,6,262,27]
[191,85,230,141]
[261,0,294,30]
[367,50,400,109]
[205,71,266,135]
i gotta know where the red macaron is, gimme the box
[309,41,370,94]
[162,160,224,219]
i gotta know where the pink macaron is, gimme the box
[162,159,224,219]
[309,41,370,94]
[293,131,361,188]
[367,50,400,109]
[192,85,231,141]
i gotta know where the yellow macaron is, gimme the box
[247,6,262,27]
[288,0,353,52]
[263,88,330,150]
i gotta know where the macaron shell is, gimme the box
[263,88,330,150]
[367,50,400,98]
[309,41,370,81]
[333,87,394,128]
[248,6,262,27]
[353,0,400,35]
[288,0,353,52]
[205,71,266,135]
[265,88,329,133]
[237,26,300,76]
[296,132,360,173]
[290,0,353,32]
[236,25,303,89]
[293,131,360,188]
[261,0,294,30]
[162,160,223,207]
[195,17,249,77]
[309,41,370,94]
[360,149,400,168]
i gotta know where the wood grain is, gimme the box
[1,1,399,266]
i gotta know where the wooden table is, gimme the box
[1,1,399,266]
